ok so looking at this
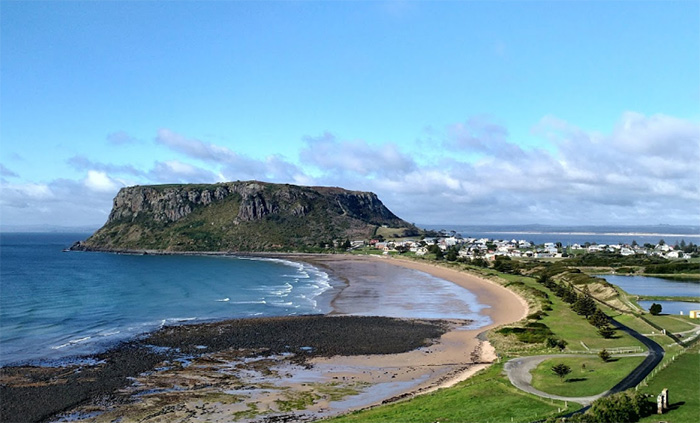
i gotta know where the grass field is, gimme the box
[530,356,646,397]
[644,314,698,333]
[638,343,700,423]
[329,364,572,423]
[491,274,646,353]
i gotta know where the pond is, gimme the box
[637,300,700,316]
[599,275,700,298]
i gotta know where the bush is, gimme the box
[497,322,555,344]
[580,390,653,422]
[649,303,662,315]
[545,336,567,350]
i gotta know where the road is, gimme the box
[504,319,664,407]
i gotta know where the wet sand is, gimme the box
[0,254,528,422]
[299,255,529,406]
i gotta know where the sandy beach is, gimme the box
[302,255,529,405]
[1,254,528,423]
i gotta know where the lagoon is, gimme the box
[599,275,700,298]
[638,300,700,316]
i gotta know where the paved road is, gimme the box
[504,319,664,407]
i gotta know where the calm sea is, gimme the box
[0,233,334,367]
[0,233,489,367]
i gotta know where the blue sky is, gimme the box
[1,0,699,228]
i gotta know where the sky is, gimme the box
[1,0,699,229]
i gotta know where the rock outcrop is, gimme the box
[79,181,418,252]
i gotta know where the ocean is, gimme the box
[0,233,334,367]
[0,233,488,367]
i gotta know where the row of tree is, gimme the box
[537,275,616,339]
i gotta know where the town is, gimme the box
[364,235,696,261]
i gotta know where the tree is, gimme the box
[573,286,597,318]
[342,238,351,249]
[649,303,662,315]
[446,246,458,261]
[551,363,571,380]
[598,325,615,339]
[598,349,611,362]
[589,308,609,328]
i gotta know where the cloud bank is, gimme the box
[1,112,697,228]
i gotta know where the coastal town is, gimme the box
[366,235,695,261]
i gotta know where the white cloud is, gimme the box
[300,132,416,177]
[149,160,222,183]
[2,112,698,228]
[305,112,699,226]
[155,129,239,163]
[84,170,121,192]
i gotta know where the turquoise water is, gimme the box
[0,233,490,367]
[0,233,333,366]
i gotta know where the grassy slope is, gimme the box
[330,364,567,423]
[638,342,700,423]
[531,356,646,397]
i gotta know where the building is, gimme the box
[689,310,700,319]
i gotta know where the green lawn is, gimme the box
[638,345,700,423]
[645,314,698,333]
[531,356,646,397]
[329,364,573,423]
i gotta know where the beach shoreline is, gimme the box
[0,253,528,422]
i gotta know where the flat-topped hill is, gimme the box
[77,181,418,251]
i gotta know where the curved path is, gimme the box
[505,319,664,407]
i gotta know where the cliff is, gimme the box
[78,181,418,251]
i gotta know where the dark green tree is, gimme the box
[598,325,615,339]
[598,349,611,362]
[573,286,597,318]
[446,246,458,261]
[551,363,571,380]
[589,308,609,328]
[649,303,662,315]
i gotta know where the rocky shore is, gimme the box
[0,315,449,422]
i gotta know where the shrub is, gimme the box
[582,390,653,423]
[545,337,567,350]
[649,303,662,315]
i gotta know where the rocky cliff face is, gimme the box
[82,181,416,251]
